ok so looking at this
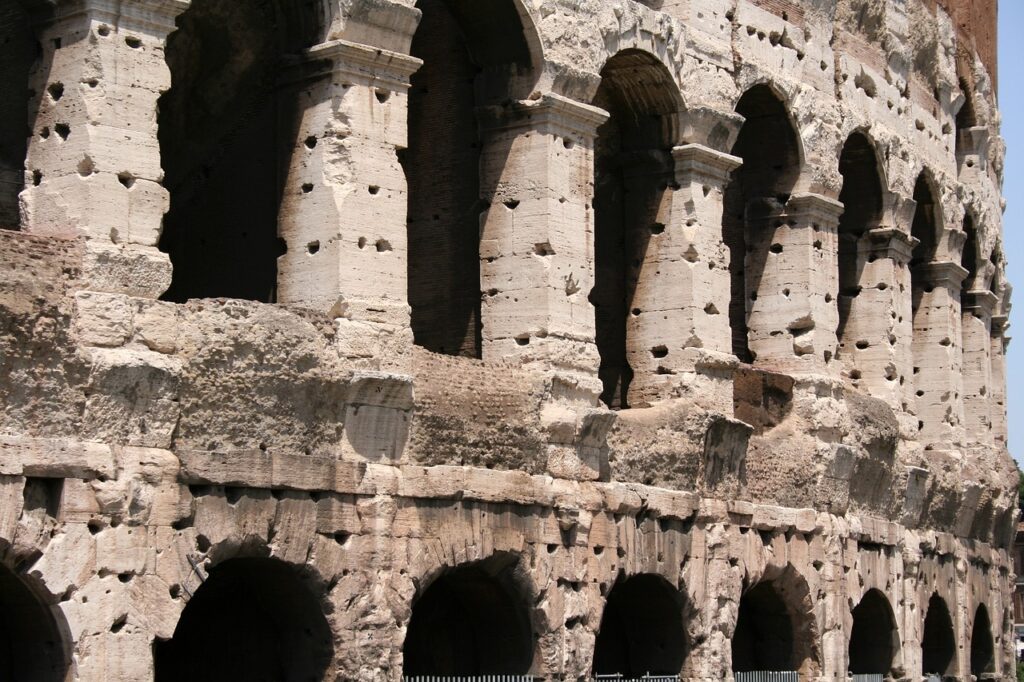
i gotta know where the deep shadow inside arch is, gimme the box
[0,563,69,681]
[402,554,533,675]
[593,573,687,677]
[152,557,332,682]
[732,581,795,673]
[835,132,883,351]
[723,85,801,363]
[158,0,321,303]
[921,593,956,677]
[848,589,898,675]
[0,0,36,230]
[591,49,681,408]
[970,604,995,678]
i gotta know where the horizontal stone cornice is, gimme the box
[672,143,742,187]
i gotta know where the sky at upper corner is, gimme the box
[998,2,1023,466]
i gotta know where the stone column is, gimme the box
[911,260,968,446]
[20,0,188,298]
[744,192,843,375]
[961,290,996,444]
[989,315,1009,447]
[276,40,421,349]
[624,144,740,403]
[476,93,609,374]
[839,227,916,410]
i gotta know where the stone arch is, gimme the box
[152,556,333,682]
[921,592,957,678]
[590,48,684,408]
[0,0,37,230]
[0,562,71,681]
[731,567,819,677]
[157,0,325,303]
[593,573,688,677]
[402,551,534,676]
[403,0,541,358]
[835,130,885,356]
[723,83,803,363]
[970,602,996,678]
[961,211,980,291]
[848,588,900,676]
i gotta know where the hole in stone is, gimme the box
[47,82,64,101]
[504,199,520,210]
[650,222,665,235]
[850,369,861,380]
[40,127,50,139]
[307,241,320,255]
[110,615,127,633]
[301,183,313,194]
[855,340,869,350]
[375,89,391,103]
[533,241,555,256]
[357,237,367,249]
[117,172,135,189]
[705,302,719,315]
[651,345,668,359]
[97,25,110,36]
[368,185,380,195]
[54,123,70,140]
[563,138,575,149]
[86,78,99,88]
[304,136,317,149]
[515,334,530,346]
[375,239,392,252]
[32,170,42,186]
[77,157,94,176]
[125,36,142,49]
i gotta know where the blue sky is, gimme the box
[999,4,1023,465]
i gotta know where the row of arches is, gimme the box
[0,554,998,679]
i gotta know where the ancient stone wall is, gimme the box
[0,0,1016,680]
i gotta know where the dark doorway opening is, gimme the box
[402,553,533,676]
[593,573,687,677]
[970,604,995,678]
[723,85,801,363]
[848,589,898,675]
[590,49,680,408]
[153,557,332,682]
[835,132,883,349]
[0,563,70,681]
[733,581,796,673]
[921,593,956,677]
[158,0,320,302]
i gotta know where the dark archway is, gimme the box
[0,563,70,682]
[593,574,687,677]
[0,0,36,230]
[723,85,801,363]
[921,593,956,678]
[590,49,681,408]
[955,77,978,160]
[403,0,536,358]
[733,581,797,673]
[835,132,883,349]
[158,0,322,302]
[961,213,979,293]
[848,589,899,675]
[910,173,940,301]
[153,557,332,682]
[970,604,995,678]
[403,553,533,675]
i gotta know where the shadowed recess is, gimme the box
[593,573,688,677]
[591,49,681,408]
[403,553,533,675]
[848,589,899,675]
[153,557,332,682]
[970,603,995,678]
[0,563,70,682]
[732,581,796,672]
[723,85,801,363]
[921,593,956,677]
[0,0,35,230]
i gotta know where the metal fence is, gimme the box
[593,677,679,682]
[733,673,799,682]
[402,677,534,682]
[851,675,884,682]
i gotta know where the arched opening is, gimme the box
[955,77,977,160]
[402,553,533,676]
[403,0,535,358]
[158,0,322,303]
[590,49,681,408]
[153,557,332,682]
[723,85,801,363]
[835,132,883,349]
[0,563,69,681]
[961,213,979,292]
[921,593,956,678]
[593,573,688,677]
[848,589,899,676]
[970,604,995,678]
[909,173,940,434]
[0,0,36,230]
[733,581,798,673]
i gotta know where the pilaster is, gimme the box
[961,290,997,444]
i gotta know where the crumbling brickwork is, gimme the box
[0,0,1015,680]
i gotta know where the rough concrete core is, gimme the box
[152,557,332,682]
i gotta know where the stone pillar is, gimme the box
[911,261,968,446]
[624,144,740,403]
[989,315,1009,447]
[20,0,188,298]
[276,40,421,343]
[744,192,843,375]
[477,93,609,374]
[961,290,996,444]
[839,227,916,410]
